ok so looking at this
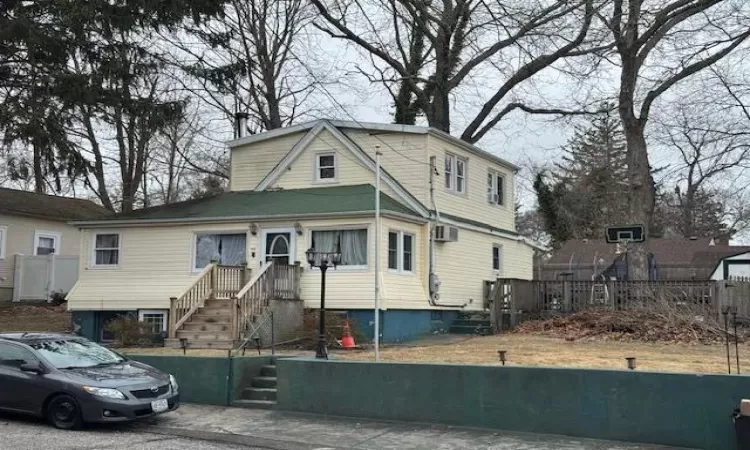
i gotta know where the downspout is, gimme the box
[428,156,466,308]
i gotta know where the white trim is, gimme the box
[33,230,61,256]
[437,216,544,250]
[192,229,249,272]
[0,225,6,260]
[138,309,168,332]
[308,225,370,271]
[387,229,415,274]
[90,232,122,269]
[260,227,297,265]
[314,151,338,183]
[254,120,430,217]
[225,119,520,171]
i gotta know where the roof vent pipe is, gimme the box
[234,112,249,139]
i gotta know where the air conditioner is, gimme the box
[435,225,459,242]
[488,193,500,204]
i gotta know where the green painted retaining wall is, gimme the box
[276,358,750,450]
[128,355,271,405]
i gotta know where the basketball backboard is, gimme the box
[605,225,645,243]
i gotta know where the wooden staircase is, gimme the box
[166,262,300,349]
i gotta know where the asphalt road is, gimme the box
[0,414,262,450]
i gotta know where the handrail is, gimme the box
[231,261,274,339]
[235,261,274,299]
[169,263,217,338]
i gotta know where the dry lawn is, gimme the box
[124,334,750,374]
[0,305,70,333]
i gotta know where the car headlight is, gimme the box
[82,386,126,400]
[169,374,179,393]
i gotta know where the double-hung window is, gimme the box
[388,231,414,273]
[316,152,337,182]
[34,231,60,255]
[488,171,505,206]
[444,154,466,194]
[311,228,368,268]
[93,233,121,267]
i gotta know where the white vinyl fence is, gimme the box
[13,254,79,302]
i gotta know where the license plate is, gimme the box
[151,399,168,413]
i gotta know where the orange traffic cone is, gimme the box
[341,320,356,349]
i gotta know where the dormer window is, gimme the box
[444,153,466,194]
[316,152,337,182]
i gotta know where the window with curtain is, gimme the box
[311,229,368,267]
[35,233,58,255]
[94,233,120,266]
[195,233,247,269]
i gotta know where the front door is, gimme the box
[262,229,295,265]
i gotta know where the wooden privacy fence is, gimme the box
[487,278,750,331]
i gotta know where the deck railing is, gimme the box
[169,263,217,338]
[214,264,247,298]
[231,262,301,339]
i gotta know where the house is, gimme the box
[66,119,538,345]
[542,237,750,281]
[0,188,111,302]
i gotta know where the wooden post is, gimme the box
[231,296,239,341]
[168,297,178,338]
[210,264,218,299]
[294,262,302,300]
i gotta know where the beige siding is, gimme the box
[434,226,532,311]
[68,216,437,311]
[0,213,81,291]
[428,134,516,231]
[230,131,306,191]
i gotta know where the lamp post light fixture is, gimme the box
[306,247,342,359]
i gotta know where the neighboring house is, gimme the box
[543,237,750,281]
[66,119,537,345]
[0,188,111,302]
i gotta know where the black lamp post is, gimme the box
[306,248,342,359]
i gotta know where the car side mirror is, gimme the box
[20,362,44,374]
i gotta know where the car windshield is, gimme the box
[29,339,125,369]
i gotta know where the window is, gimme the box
[0,342,37,369]
[316,152,337,182]
[0,226,6,260]
[311,228,368,267]
[488,171,505,206]
[195,233,247,269]
[139,310,167,334]
[93,233,121,267]
[34,231,60,256]
[444,154,467,194]
[492,245,503,271]
[388,230,414,273]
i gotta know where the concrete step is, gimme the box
[449,325,493,335]
[252,376,277,389]
[190,314,232,323]
[260,365,277,377]
[175,330,234,341]
[231,399,276,410]
[242,387,277,401]
[457,311,491,320]
[181,322,232,333]
[165,339,237,350]
[452,319,491,327]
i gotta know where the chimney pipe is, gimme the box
[234,112,249,139]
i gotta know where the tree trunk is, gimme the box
[32,142,45,194]
[622,122,655,280]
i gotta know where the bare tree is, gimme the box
[603,0,750,278]
[310,0,603,141]
[175,0,317,133]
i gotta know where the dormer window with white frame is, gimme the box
[315,152,337,182]
[444,153,466,194]
[487,171,505,206]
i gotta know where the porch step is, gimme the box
[242,387,277,401]
[165,338,237,350]
[449,324,493,335]
[189,314,232,323]
[260,365,277,377]
[193,308,233,316]
[231,399,276,410]
[252,376,277,389]
[452,319,491,327]
[180,322,232,333]
[175,330,233,341]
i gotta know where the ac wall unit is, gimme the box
[435,225,459,242]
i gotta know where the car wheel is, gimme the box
[46,395,82,430]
